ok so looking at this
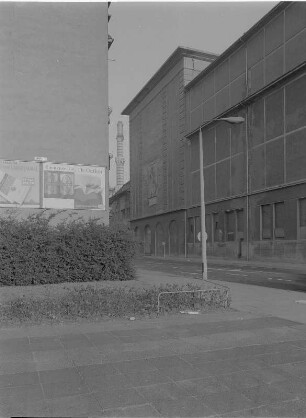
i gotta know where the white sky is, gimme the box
[107,2,277,188]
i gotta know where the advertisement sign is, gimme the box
[43,163,105,210]
[0,160,40,207]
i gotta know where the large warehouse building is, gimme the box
[0,2,111,223]
[123,1,306,264]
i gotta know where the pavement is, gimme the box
[1,267,306,417]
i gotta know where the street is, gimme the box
[136,257,306,293]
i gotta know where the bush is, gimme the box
[0,283,231,324]
[0,212,136,285]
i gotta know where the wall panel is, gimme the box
[286,128,306,183]
[216,159,230,198]
[266,137,285,187]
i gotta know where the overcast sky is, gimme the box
[108,1,277,188]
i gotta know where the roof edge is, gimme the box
[121,46,218,116]
[185,1,290,91]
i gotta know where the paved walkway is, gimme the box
[1,270,306,417]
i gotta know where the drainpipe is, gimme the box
[184,209,187,258]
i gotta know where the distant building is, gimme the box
[0,2,112,223]
[109,181,130,226]
[123,2,306,264]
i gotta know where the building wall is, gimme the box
[0,2,109,168]
[127,2,306,264]
[129,56,212,222]
[129,59,186,221]
[185,2,306,263]
[0,3,109,222]
[0,207,109,225]
[186,2,306,134]
[132,210,186,257]
[109,190,131,226]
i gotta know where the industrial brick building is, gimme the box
[0,2,111,223]
[109,181,130,226]
[123,2,306,264]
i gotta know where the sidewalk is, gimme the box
[136,268,306,325]
[0,268,306,417]
[144,255,306,275]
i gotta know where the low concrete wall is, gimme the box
[250,240,306,263]
[188,239,306,264]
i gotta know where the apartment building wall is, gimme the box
[0,2,110,223]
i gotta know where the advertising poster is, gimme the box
[0,160,40,207]
[43,163,105,210]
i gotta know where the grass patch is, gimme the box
[0,282,231,325]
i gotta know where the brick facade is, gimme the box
[123,2,306,264]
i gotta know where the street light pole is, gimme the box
[199,127,207,280]
[198,116,245,281]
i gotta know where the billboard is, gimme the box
[43,163,105,210]
[0,160,40,207]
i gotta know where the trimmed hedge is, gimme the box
[0,213,136,285]
[0,283,231,324]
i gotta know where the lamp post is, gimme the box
[199,116,245,280]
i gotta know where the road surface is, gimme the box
[136,257,306,292]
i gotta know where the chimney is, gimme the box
[115,121,125,189]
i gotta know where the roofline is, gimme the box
[185,1,290,92]
[121,47,218,115]
[109,181,130,203]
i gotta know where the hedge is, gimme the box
[0,283,231,324]
[0,212,136,285]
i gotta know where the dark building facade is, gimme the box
[109,181,131,226]
[123,2,306,264]
[122,47,218,256]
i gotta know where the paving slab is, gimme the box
[101,403,161,417]
[1,288,306,417]
[151,397,216,417]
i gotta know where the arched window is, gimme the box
[169,220,179,256]
[155,223,165,256]
[144,225,152,255]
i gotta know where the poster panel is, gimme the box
[43,163,105,210]
[0,160,40,207]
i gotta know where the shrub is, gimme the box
[0,212,136,285]
[0,283,231,324]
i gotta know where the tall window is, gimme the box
[213,213,221,242]
[187,217,194,243]
[226,210,236,241]
[274,202,285,239]
[225,209,244,241]
[195,216,201,242]
[237,209,244,238]
[261,204,273,239]
[261,202,285,240]
[205,214,212,242]
[298,198,306,239]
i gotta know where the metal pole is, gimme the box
[199,128,208,280]
[245,111,249,261]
